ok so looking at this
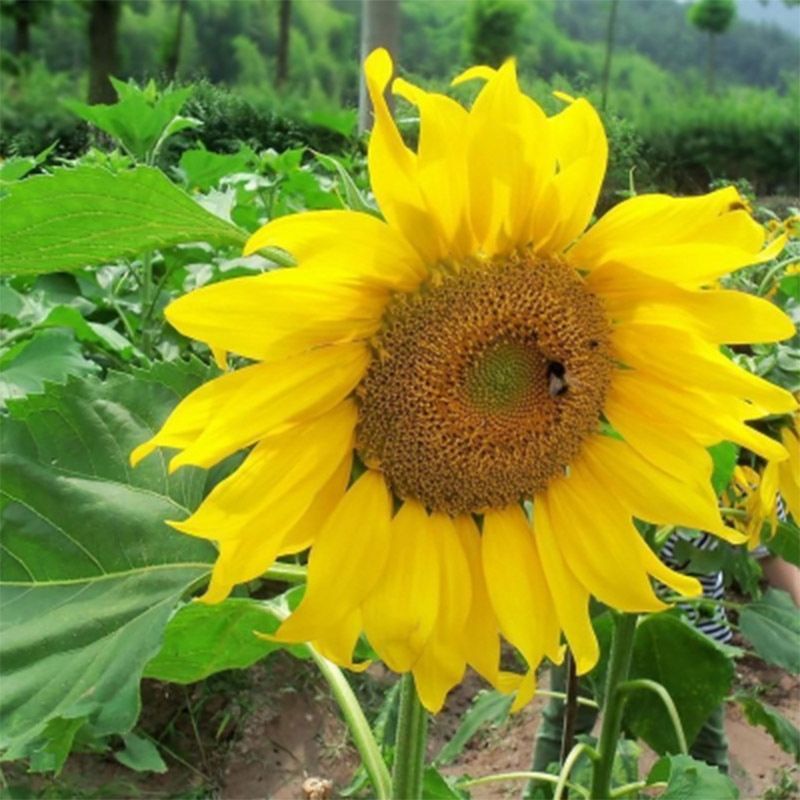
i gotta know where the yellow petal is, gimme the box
[130,364,257,466]
[451,65,496,86]
[612,322,797,417]
[571,187,746,266]
[570,187,782,286]
[245,210,426,291]
[361,500,440,672]
[170,401,357,541]
[454,514,501,684]
[313,609,372,672]
[533,495,599,675]
[607,370,790,463]
[411,513,472,713]
[578,434,731,538]
[169,343,369,471]
[278,452,352,555]
[603,386,715,481]
[482,505,561,671]
[364,48,441,263]
[543,466,667,612]
[165,267,387,361]
[587,263,795,344]
[539,98,607,253]
[393,77,474,259]
[276,470,392,643]
[463,59,553,255]
[779,427,800,522]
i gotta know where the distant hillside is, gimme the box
[553,0,798,90]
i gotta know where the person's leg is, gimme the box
[689,704,729,774]
[529,663,598,788]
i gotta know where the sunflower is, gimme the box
[132,50,796,712]
[731,414,800,548]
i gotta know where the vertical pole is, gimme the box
[358,0,399,134]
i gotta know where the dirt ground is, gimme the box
[6,644,797,800]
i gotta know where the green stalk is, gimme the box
[589,612,638,800]
[617,679,687,754]
[462,770,589,798]
[264,562,307,584]
[139,251,154,358]
[309,649,392,800]
[267,601,391,800]
[392,673,428,800]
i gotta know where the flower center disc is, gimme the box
[356,253,613,514]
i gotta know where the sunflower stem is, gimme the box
[392,673,428,800]
[267,602,391,800]
[309,649,392,800]
[589,612,638,800]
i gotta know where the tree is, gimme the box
[358,0,399,133]
[276,0,291,88]
[163,0,188,82]
[687,0,736,93]
[0,0,52,59]
[465,0,525,68]
[600,0,620,110]
[87,0,121,103]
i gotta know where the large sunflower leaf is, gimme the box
[739,589,800,672]
[735,695,800,760]
[0,361,216,763]
[625,614,734,754]
[647,754,738,799]
[144,592,310,684]
[0,166,247,276]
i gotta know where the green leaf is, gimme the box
[313,152,375,214]
[766,519,800,568]
[0,361,217,763]
[26,717,89,775]
[179,145,258,192]
[647,754,738,799]
[114,733,167,774]
[735,695,800,760]
[38,305,135,358]
[779,274,800,302]
[434,690,512,766]
[739,589,800,672]
[708,441,739,494]
[64,82,198,162]
[0,166,247,276]
[421,766,469,800]
[0,144,56,184]
[626,614,734,753]
[144,592,310,684]
[0,328,98,402]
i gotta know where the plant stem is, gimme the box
[560,650,579,763]
[617,679,688,754]
[267,601,391,800]
[536,689,598,709]
[392,673,428,800]
[309,649,392,800]
[461,770,589,798]
[554,742,598,800]
[264,562,307,583]
[589,612,638,800]
[139,251,154,358]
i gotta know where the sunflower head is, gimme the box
[133,49,796,712]
[356,252,613,514]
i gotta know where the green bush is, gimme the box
[636,87,800,195]
[180,80,351,156]
[0,61,88,158]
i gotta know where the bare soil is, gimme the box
[5,649,797,800]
